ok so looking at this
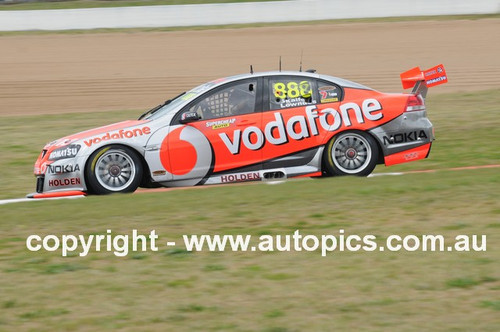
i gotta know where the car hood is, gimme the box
[43,120,148,149]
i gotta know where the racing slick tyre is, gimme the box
[85,145,143,194]
[323,131,379,177]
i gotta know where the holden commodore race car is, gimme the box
[30,65,447,198]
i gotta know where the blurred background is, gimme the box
[0,0,499,330]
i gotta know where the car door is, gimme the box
[261,76,343,171]
[168,78,263,184]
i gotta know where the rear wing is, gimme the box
[400,64,447,98]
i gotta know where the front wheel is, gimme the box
[323,131,379,177]
[85,145,143,194]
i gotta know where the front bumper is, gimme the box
[33,153,87,194]
[36,176,44,193]
[27,190,86,199]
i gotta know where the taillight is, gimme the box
[405,94,425,112]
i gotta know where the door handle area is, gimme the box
[237,120,256,127]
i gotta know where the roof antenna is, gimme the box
[299,49,303,72]
[279,56,282,72]
[250,65,253,74]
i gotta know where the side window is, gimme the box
[269,77,316,110]
[316,81,342,104]
[188,81,257,120]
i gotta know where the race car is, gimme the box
[30,65,447,197]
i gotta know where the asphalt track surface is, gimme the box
[1,164,498,205]
[1,18,499,116]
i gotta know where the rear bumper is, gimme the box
[384,143,432,166]
[368,110,434,166]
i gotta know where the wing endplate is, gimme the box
[400,64,448,91]
[423,64,448,87]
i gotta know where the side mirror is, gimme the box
[180,111,201,124]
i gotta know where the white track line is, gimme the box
[0,195,85,206]
[368,172,403,177]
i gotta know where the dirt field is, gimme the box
[0,18,499,116]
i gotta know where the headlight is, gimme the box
[48,144,81,161]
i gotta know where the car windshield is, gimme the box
[140,81,219,121]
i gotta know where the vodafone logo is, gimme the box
[159,126,212,183]
[220,99,383,154]
[84,127,151,147]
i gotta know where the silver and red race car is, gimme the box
[31,65,447,198]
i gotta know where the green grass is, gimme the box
[0,0,283,11]
[0,169,498,330]
[480,300,500,311]
[0,89,499,330]
[0,13,498,36]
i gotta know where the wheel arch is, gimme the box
[83,143,153,193]
[321,129,383,175]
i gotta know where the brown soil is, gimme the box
[1,19,499,116]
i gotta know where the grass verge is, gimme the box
[0,168,498,330]
[0,0,283,11]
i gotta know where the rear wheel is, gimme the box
[85,145,143,194]
[323,131,378,176]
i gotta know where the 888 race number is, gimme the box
[273,81,312,100]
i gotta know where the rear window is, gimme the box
[316,80,343,104]
[317,84,341,103]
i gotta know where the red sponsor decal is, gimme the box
[221,172,261,183]
[48,178,81,187]
[404,152,419,161]
[219,99,383,154]
[423,64,447,87]
[160,127,198,176]
[84,127,151,147]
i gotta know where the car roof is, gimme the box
[212,70,373,90]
